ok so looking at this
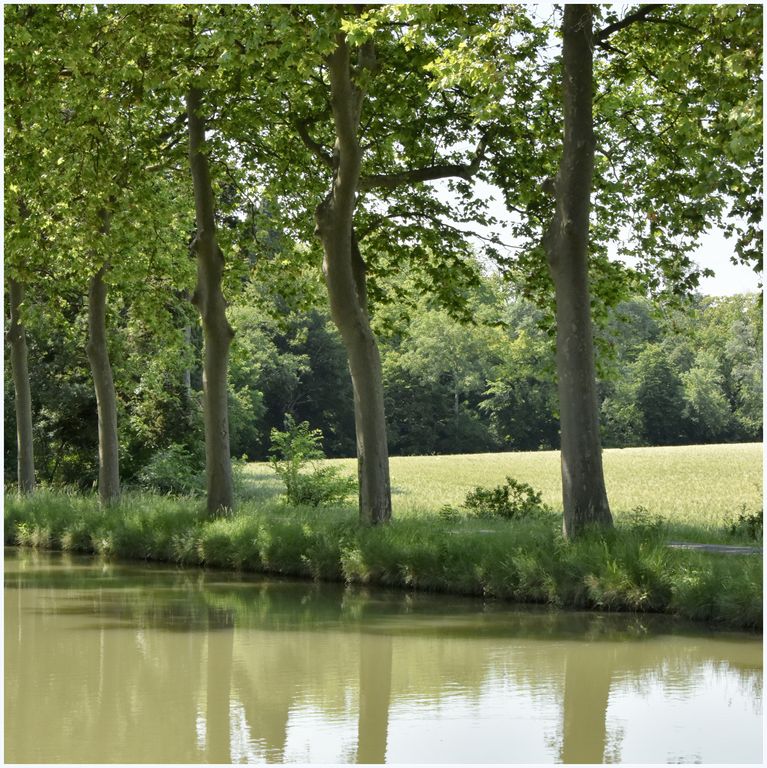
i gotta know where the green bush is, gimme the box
[726,505,763,541]
[137,443,204,496]
[463,476,548,520]
[623,505,665,538]
[269,416,356,506]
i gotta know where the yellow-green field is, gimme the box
[245,442,763,528]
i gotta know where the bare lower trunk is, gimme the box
[317,217,392,525]
[544,5,612,538]
[87,265,120,505]
[7,278,35,493]
[187,85,234,516]
[182,324,192,398]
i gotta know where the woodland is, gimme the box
[5,4,763,539]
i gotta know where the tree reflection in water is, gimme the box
[4,549,762,764]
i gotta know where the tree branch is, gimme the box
[595,5,664,44]
[359,138,487,192]
[295,119,333,168]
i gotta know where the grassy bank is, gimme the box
[5,479,762,631]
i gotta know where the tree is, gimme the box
[227,5,514,523]
[187,82,236,514]
[6,5,198,504]
[633,345,688,445]
[543,5,612,535]
[483,4,762,535]
[681,351,732,442]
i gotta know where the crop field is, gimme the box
[244,442,763,531]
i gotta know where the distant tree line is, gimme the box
[5,264,761,490]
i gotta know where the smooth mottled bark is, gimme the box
[182,324,192,399]
[186,85,234,516]
[7,277,36,493]
[543,5,613,538]
[86,261,120,505]
[315,36,392,525]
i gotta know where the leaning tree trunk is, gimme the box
[7,277,36,494]
[186,85,234,516]
[315,36,392,525]
[87,262,121,505]
[543,5,612,538]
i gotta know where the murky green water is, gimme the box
[4,547,763,764]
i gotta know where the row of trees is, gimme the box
[5,5,762,537]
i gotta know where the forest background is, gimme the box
[5,259,761,492]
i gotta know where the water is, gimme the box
[4,547,763,764]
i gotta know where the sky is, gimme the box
[457,179,762,299]
[689,228,761,296]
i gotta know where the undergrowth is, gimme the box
[4,489,762,631]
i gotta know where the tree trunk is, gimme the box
[544,5,612,538]
[186,85,234,516]
[315,36,392,525]
[86,262,120,505]
[182,324,192,399]
[7,277,36,494]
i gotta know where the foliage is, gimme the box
[463,476,548,520]
[726,505,763,542]
[2,5,762,529]
[622,505,666,538]
[136,443,204,497]
[268,416,356,507]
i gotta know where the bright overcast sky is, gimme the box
[690,229,761,296]
[438,178,762,299]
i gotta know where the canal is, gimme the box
[5,547,762,763]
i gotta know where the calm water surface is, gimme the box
[4,547,763,764]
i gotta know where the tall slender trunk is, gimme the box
[544,5,612,538]
[315,36,392,525]
[182,324,192,399]
[186,85,234,516]
[7,277,36,493]
[86,258,120,505]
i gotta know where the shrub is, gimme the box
[137,443,204,496]
[726,505,763,541]
[437,504,461,522]
[269,416,356,506]
[623,505,665,538]
[463,476,548,520]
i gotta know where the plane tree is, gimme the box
[210,4,543,524]
[434,3,762,537]
[5,5,194,504]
